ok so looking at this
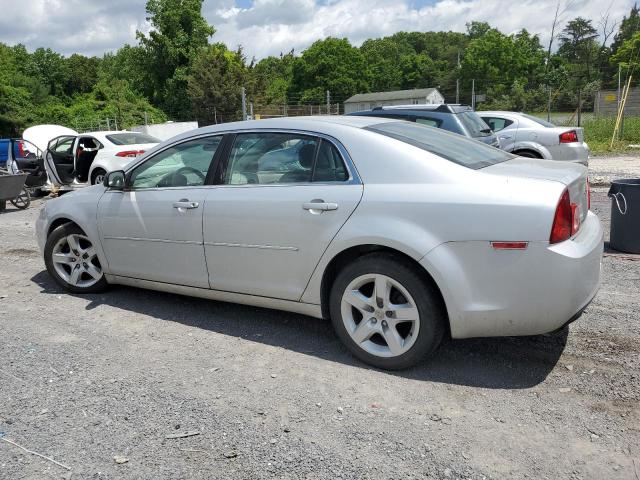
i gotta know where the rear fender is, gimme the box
[510,141,550,159]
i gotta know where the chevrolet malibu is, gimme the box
[36,116,603,370]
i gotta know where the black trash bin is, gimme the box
[608,178,640,254]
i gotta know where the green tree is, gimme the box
[25,47,68,97]
[137,0,215,118]
[558,18,600,84]
[65,54,100,95]
[360,37,414,91]
[288,37,371,104]
[611,3,640,54]
[187,43,247,124]
[252,51,295,104]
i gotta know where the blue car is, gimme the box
[0,138,48,189]
[347,104,501,149]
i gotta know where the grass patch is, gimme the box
[582,117,640,155]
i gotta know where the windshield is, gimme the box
[106,133,160,145]
[520,114,556,128]
[457,111,493,137]
[366,121,514,170]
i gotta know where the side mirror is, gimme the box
[104,170,126,190]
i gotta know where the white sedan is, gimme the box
[35,116,603,369]
[23,125,160,189]
[479,111,590,165]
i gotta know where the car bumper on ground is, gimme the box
[421,211,603,338]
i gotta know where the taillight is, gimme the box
[559,130,578,143]
[116,150,145,158]
[17,140,25,157]
[570,203,580,235]
[550,190,572,243]
[586,180,591,210]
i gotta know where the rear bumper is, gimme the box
[545,143,590,165]
[421,211,603,338]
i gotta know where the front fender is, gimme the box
[36,186,109,271]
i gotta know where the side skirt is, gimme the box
[105,274,324,319]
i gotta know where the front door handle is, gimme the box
[302,201,338,212]
[173,200,199,210]
[499,135,512,140]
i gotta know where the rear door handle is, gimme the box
[302,201,338,212]
[173,200,199,210]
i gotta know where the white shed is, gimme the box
[344,88,445,114]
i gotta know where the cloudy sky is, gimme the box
[0,0,635,59]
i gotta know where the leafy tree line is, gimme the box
[1,0,639,137]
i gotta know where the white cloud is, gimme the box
[0,0,635,58]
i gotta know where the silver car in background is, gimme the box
[479,111,590,165]
[35,116,602,370]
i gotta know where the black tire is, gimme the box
[91,168,107,185]
[0,200,6,212]
[44,223,108,294]
[515,150,542,158]
[329,253,446,370]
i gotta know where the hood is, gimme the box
[23,125,78,151]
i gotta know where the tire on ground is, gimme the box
[329,253,446,370]
[44,223,109,294]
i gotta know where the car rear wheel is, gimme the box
[329,253,445,370]
[44,224,108,293]
[515,150,542,159]
[91,168,107,185]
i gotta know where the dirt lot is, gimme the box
[0,188,639,480]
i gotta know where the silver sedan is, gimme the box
[35,116,603,369]
[479,111,590,165]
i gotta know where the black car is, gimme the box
[347,104,501,148]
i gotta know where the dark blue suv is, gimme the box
[347,104,501,148]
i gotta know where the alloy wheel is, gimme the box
[51,234,103,288]
[340,273,420,358]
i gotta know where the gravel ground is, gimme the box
[0,190,639,480]
[589,155,640,185]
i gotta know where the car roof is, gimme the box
[352,104,473,115]
[186,116,398,135]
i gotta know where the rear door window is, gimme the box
[366,121,514,169]
[482,117,513,132]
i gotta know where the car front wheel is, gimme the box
[91,168,107,185]
[329,253,445,370]
[44,224,108,293]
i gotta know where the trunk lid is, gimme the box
[486,157,589,222]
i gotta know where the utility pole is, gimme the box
[326,90,331,114]
[471,79,475,110]
[114,117,118,131]
[617,64,622,112]
[241,87,247,121]
[106,117,111,130]
[214,107,217,124]
[249,102,254,120]
[455,51,460,104]
[144,111,149,125]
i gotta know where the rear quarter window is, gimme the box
[366,121,514,170]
